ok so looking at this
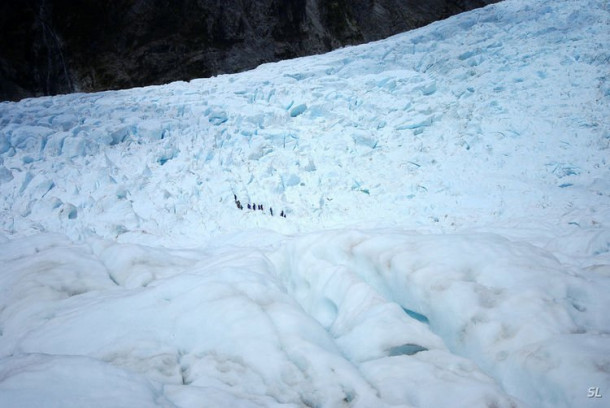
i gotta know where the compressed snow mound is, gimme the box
[1,229,609,407]
[0,354,173,408]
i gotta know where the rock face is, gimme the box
[0,0,499,101]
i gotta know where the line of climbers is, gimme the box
[234,194,286,218]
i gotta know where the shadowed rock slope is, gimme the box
[0,0,498,101]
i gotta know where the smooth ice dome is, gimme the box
[1,0,609,407]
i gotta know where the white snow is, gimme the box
[1,0,609,406]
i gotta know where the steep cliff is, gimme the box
[0,0,499,101]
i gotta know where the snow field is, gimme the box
[0,0,608,245]
[0,0,609,406]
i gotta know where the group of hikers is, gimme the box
[234,194,287,218]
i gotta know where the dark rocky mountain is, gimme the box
[0,0,499,101]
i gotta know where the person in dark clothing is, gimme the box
[270,207,273,216]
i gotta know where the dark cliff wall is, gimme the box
[0,0,499,101]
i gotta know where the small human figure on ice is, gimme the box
[232,194,284,218]
[233,194,243,209]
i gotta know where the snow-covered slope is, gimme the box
[0,0,609,407]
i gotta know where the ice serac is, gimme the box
[0,0,499,101]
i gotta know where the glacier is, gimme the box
[0,0,609,407]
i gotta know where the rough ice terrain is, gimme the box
[0,0,609,407]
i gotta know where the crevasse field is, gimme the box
[1,0,609,407]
